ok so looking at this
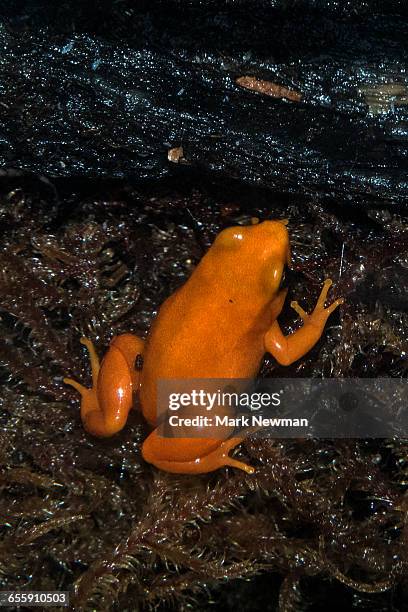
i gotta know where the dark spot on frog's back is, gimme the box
[135,354,144,371]
[229,298,234,303]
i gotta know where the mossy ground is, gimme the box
[0,174,407,610]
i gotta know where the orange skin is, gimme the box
[64,220,344,474]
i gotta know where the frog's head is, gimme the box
[207,219,291,298]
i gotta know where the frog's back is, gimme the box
[139,276,271,424]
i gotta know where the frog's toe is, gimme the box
[290,300,309,321]
[325,296,344,315]
[63,377,88,397]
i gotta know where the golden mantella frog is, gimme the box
[64,220,343,474]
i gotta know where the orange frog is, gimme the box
[64,220,343,474]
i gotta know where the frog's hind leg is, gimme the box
[64,334,144,437]
[142,431,255,475]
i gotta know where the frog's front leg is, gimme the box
[141,429,255,474]
[64,334,144,437]
[264,278,344,366]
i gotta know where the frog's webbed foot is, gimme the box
[64,337,101,432]
[291,278,344,326]
[215,436,255,474]
[64,337,100,397]
[265,278,344,366]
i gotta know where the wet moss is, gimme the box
[0,174,407,610]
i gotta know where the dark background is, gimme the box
[0,2,408,611]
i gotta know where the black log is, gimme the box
[0,1,407,207]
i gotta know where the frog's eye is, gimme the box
[215,227,246,248]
